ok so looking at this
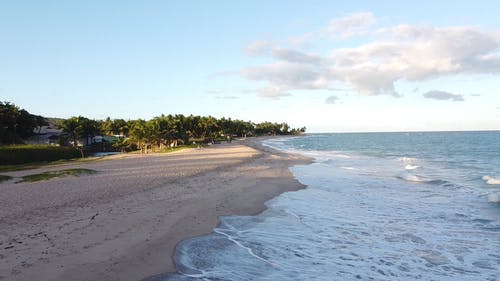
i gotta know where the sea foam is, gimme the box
[400,157,419,164]
[483,175,500,185]
[163,133,500,281]
[404,164,420,170]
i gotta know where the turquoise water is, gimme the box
[154,132,500,281]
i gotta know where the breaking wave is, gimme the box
[483,176,500,185]
[159,132,500,281]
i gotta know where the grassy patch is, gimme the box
[18,168,97,183]
[0,175,12,183]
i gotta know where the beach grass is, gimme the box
[0,175,13,183]
[18,168,97,183]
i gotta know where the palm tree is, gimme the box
[128,119,156,153]
[174,114,190,145]
[198,116,219,142]
[35,115,48,135]
[114,119,129,136]
[102,118,129,136]
[101,117,114,135]
[77,117,101,146]
[60,117,80,146]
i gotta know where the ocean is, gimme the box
[156,131,500,281]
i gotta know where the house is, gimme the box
[26,126,63,145]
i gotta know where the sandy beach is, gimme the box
[0,138,310,281]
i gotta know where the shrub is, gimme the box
[0,145,81,165]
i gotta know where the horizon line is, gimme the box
[307,129,500,134]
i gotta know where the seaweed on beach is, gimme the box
[18,168,97,183]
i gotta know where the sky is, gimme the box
[1,0,500,132]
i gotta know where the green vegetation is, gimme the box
[59,116,100,147]
[106,115,305,153]
[0,145,81,165]
[0,175,12,182]
[18,168,97,183]
[1,101,47,144]
[56,114,305,153]
[1,101,307,166]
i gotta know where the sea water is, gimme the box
[157,132,500,281]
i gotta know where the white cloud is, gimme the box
[327,12,376,38]
[271,48,324,65]
[256,86,292,98]
[423,90,464,101]
[245,41,276,56]
[242,14,500,98]
[206,89,223,94]
[325,96,339,104]
[242,62,330,93]
[330,26,500,95]
[215,95,240,100]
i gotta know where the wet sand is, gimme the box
[0,138,310,281]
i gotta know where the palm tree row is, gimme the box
[59,114,305,152]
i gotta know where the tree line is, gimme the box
[0,101,47,144]
[1,102,306,150]
[60,115,305,152]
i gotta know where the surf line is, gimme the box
[214,228,280,268]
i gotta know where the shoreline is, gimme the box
[0,137,311,281]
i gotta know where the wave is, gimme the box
[405,164,420,170]
[483,176,500,185]
[397,173,451,186]
[400,157,419,164]
[397,173,427,183]
[309,152,353,163]
[326,153,351,159]
[340,166,357,170]
[400,157,421,171]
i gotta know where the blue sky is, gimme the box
[1,0,500,132]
